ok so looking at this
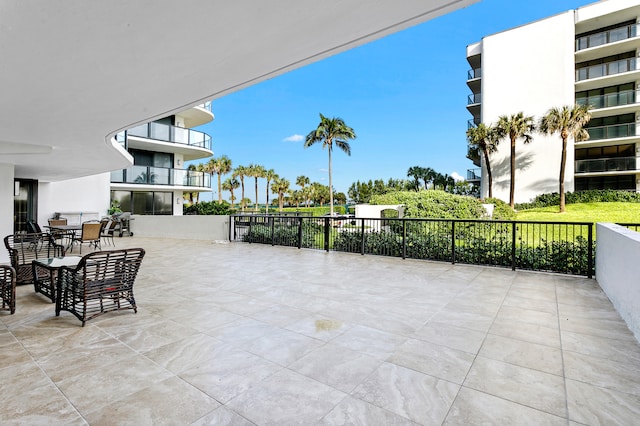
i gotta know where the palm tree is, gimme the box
[466,123,499,198]
[232,165,248,212]
[222,177,240,208]
[247,164,266,212]
[407,166,423,191]
[423,167,437,190]
[539,105,591,213]
[305,113,356,215]
[495,112,536,208]
[296,175,310,190]
[208,155,232,204]
[264,169,277,214]
[271,177,290,212]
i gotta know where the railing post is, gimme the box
[324,217,330,252]
[360,219,365,255]
[511,221,516,271]
[229,216,233,241]
[402,219,406,259]
[297,217,303,249]
[588,223,594,278]
[451,221,456,264]
[248,216,253,244]
[270,216,275,246]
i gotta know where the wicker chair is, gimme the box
[4,233,66,285]
[0,265,16,314]
[70,221,102,253]
[56,248,145,326]
[100,218,117,247]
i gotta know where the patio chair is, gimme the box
[0,265,16,314]
[47,218,72,245]
[4,233,66,285]
[70,221,102,254]
[56,248,146,326]
[26,220,43,234]
[100,218,117,247]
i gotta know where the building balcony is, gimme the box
[575,156,637,174]
[577,89,635,110]
[576,57,636,82]
[467,118,480,129]
[467,93,482,105]
[178,102,215,128]
[467,168,481,182]
[576,23,638,51]
[110,165,211,190]
[119,122,213,161]
[586,123,636,141]
[467,67,481,80]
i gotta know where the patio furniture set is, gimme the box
[1,225,145,326]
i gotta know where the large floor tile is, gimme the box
[352,362,459,425]
[227,369,345,425]
[563,350,640,397]
[479,334,563,376]
[413,321,486,354]
[331,325,407,359]
[566,378,640,425]
[319,396,419,425]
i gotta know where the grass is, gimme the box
[516,202,640,224]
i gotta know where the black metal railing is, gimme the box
[231,215,596,277]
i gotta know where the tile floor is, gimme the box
[1,237,640,425]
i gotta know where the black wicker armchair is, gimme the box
[0,265,16,314]
[4,233,66,285]
[55,248,145,326]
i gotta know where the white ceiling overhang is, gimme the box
[0,0,477,181]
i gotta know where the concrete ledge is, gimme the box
[596,223,640,342]
[129,215,230,241]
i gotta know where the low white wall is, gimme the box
[130,215,230,241]
[596,223,640,342]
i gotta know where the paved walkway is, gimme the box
[1,238,639,425]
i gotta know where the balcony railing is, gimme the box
[467,67,481,80]
[198,101,212,112]
[467,168,481,181]
[575,156,637,174]
[576,23,638,51]
[586,123,636,140]
[576,89,636,109]
[110,165,211,188]
[467,93,482,105]
[576,57,636,81]
[126,122,212,151]
[231,215,595,277]
[467,118,480,129]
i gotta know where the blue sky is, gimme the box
[194,0,595,202]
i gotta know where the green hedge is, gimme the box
[184,201,233,215]
[516,190,640,210]
[370,190,486,219]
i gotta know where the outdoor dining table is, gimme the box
[45,224,82,251]
[32,256,82,303]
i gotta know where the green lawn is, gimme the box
[516,202,640,224]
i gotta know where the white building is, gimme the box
[466,0,640,203]
[110,104,214,215]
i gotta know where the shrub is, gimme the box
[370,190,486,219]
[242,222,317,248]
[184,201,232,215]
[516,190,640,210]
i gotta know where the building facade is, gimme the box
[466,0,640,203]
[110,104,214,216]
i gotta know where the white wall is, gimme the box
[481,11,576,203]
[131,215,229,241]
[596,223,640,342]
[0,164,14,263]
[38,173,111,224]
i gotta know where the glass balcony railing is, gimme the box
[198,101,212,112]
[467,118,481,129]
[467,168,481,181]
[467,93,482,105]
[586,123,636,140]
[576,23,639,51]
[126,122,212,151]
[575,156,637,173]
[467,68,481,80]
[576,58,636,81]
[576,89,636,109]
[110,166,211,188]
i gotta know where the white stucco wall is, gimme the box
[595,223,640,342]
[38,173,111,224]
[0,164,15,263]
[355,204,405,218]
[131,215,229,241]
[481,11,576,203]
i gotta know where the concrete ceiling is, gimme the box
[0,0,477,182]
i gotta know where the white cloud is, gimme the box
[451,172,464,181]
[283,134,304,142]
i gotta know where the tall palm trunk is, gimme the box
[510,136,516,208]
[254,178,259,212]
[328,145,334,216]
[559,132,568,213]
[240,178,245,212]
[482,146,493,198]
